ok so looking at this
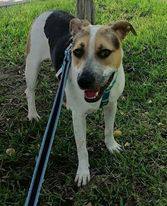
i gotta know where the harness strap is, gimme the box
[24,44,72,206]
[100,72,118,108]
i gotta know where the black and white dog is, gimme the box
[25,11,136,187]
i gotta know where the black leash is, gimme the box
[24,44,72,206]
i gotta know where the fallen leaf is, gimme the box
[124,142,130,147]
[148,100,152,104]
[85,203,92,206]
[6,148,16,156]
[114,130,122,137]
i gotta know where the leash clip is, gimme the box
[56,43,72,78]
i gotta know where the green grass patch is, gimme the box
[0,0,166,205]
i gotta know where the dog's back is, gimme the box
[44,11,74,49]
[44,11,74,71]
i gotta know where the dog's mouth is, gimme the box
[84,87,102,102]
[84,72,115,103]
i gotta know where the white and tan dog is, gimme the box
[25,11,136,187]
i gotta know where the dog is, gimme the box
[25,10,136,187]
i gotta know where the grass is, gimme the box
[0,0,166,205]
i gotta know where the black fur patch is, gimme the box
[111,32,120,50]
[44,11,74,72]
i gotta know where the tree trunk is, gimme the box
[76,0,95,24]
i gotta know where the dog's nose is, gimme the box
[77,71,95,89]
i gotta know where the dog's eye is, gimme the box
[97,49,112,59]
[73,48,84,58]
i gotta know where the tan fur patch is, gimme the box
[72,27,90,68]
[95,27,122,69]
[25,33,31,57]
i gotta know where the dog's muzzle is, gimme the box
[77,70,115,103]
[77,70,95,90]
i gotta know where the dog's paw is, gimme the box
[75,167,90,187]
[105,140,122,153]
[28,112,41,121]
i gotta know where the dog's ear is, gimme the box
[110,21,137,40]
[70,18,90,36]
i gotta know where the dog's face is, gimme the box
[70,19,136,102]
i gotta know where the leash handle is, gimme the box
[24,45,72,206]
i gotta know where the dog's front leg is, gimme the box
[104,101,121,153]
[72,111,90,187]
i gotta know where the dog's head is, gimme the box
[70,18,136,102]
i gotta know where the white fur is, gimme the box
[88,25,101,57]
[25,13,125,186]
